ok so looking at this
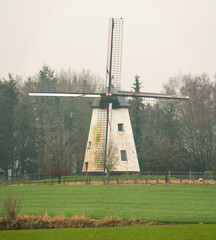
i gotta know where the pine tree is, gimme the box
[129,76,144,169]
[0,75,18,174]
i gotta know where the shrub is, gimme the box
[0,214,155,230]
[3,195,21,218]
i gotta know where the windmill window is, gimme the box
[120,150,127,161]
[87,141,91,150]
[118,123,124,131]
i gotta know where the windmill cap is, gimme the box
[92,84,129,108]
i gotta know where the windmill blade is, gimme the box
[106,18,124,91]
[94,108,107,171]
[116,91,189,100]
[105,102,113,163]
[29,92,102,98]
[105,17,123,173]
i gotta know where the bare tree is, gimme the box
[163,73,216,171]
[147,135,182,183]
[40,128,74,184]
[99,142,119,182]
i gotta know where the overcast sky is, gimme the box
[0,0,216,92]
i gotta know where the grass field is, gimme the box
[0,185,216,223]
[1,224,216,240]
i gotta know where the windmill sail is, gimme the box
[29,92,101,98]
[106,18,124,91]
[94,108,107,171]
[95,18,124,172]
[116,91,189,100]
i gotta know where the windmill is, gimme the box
[29,18,189,174]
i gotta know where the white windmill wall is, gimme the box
[82,107,140,173]
[110,108,140,172]
[82,108,104,172]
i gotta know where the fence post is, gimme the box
[102,177,106,185]
[116,177,119,184]
[38,173,40,185]
[85,177,89,185]
[189,170,192,180]
[64,176,66,185]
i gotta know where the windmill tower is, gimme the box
[29,18,189,174]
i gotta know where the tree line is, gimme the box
[0,66,216,179]
[129,74,216,179]
[0,66,100,181]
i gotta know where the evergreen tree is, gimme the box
[0,75,18,174]
[14,78,37,176]
[130,76,143,144]
[129,76,145,169]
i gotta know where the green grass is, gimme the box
[1,224,216,240]
[0,185,216,223]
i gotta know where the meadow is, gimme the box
[0,185,215,223]
[1,224,216,240]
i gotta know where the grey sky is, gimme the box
[0,0,216,92]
